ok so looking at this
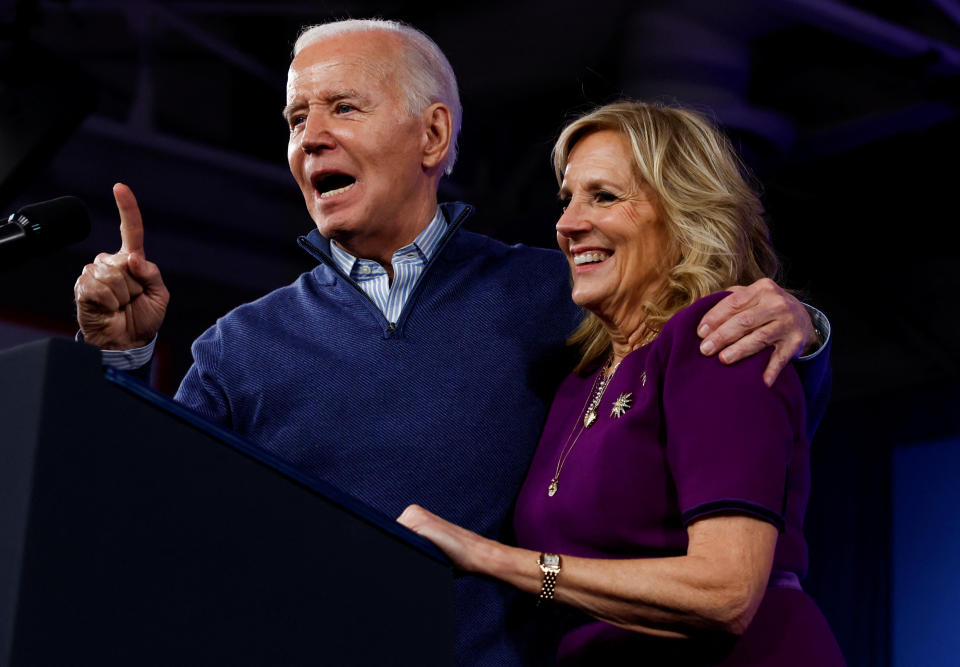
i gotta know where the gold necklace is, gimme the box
[547,357,619,497]
[583,358,617,428]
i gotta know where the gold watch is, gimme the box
[537,553,562,603]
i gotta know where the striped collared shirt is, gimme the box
[329,208,447,324]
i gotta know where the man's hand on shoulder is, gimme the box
[696,278,817,387]
[74,183,169,350]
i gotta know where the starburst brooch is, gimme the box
[610,392,633,418]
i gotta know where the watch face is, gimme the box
[541,553,560,569]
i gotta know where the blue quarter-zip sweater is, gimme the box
[175,202,581,665]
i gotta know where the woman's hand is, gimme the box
[398,504,507,574]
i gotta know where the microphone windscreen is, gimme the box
[16,196,92,246]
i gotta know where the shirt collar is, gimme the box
[329,207,447,277]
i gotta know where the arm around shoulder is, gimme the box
[793,304,832,438]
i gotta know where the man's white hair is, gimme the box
[294,19,462,176]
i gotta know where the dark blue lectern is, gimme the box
[0,339,454,666]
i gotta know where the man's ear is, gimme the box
[421,103,453,171]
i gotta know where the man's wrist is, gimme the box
[799,305,831,361]
[76,331,158,370]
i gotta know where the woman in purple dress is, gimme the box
[399,101,844,665]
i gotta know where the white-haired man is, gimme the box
[74,18,830,665]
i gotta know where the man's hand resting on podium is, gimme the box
[74,183,169,350]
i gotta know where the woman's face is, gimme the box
[556,130,676,326]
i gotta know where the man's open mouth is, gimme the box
[313,173,357,199]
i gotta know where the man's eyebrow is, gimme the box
[327,90,362,102]
[282,99,304,121]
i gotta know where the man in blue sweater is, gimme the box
[74,18,830,666]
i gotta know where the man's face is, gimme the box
[284,32,431,257]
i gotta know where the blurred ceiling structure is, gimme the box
[1,0,958,397]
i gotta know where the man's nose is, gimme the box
[300,114,336,154]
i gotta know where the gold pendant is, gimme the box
[548,479,558,496]
[583,408,597,429]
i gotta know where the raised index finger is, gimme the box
[114,182,145,254]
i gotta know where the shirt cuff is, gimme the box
[75,331,157,370]
[798,304,831,362]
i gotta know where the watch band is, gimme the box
[537,552,562,603]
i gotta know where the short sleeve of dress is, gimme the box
[658,293,806,531]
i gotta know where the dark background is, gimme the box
[2,1,959,664]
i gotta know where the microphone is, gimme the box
[0,196,91,267]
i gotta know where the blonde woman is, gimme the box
[400,101,844,665]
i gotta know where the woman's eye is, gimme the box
[594,190,617,203]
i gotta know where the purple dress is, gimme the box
[513,293,844,666]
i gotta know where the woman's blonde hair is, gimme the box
[553,101,779,373]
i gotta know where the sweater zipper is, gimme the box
[390,204,473,333]
[298,236,393,330]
